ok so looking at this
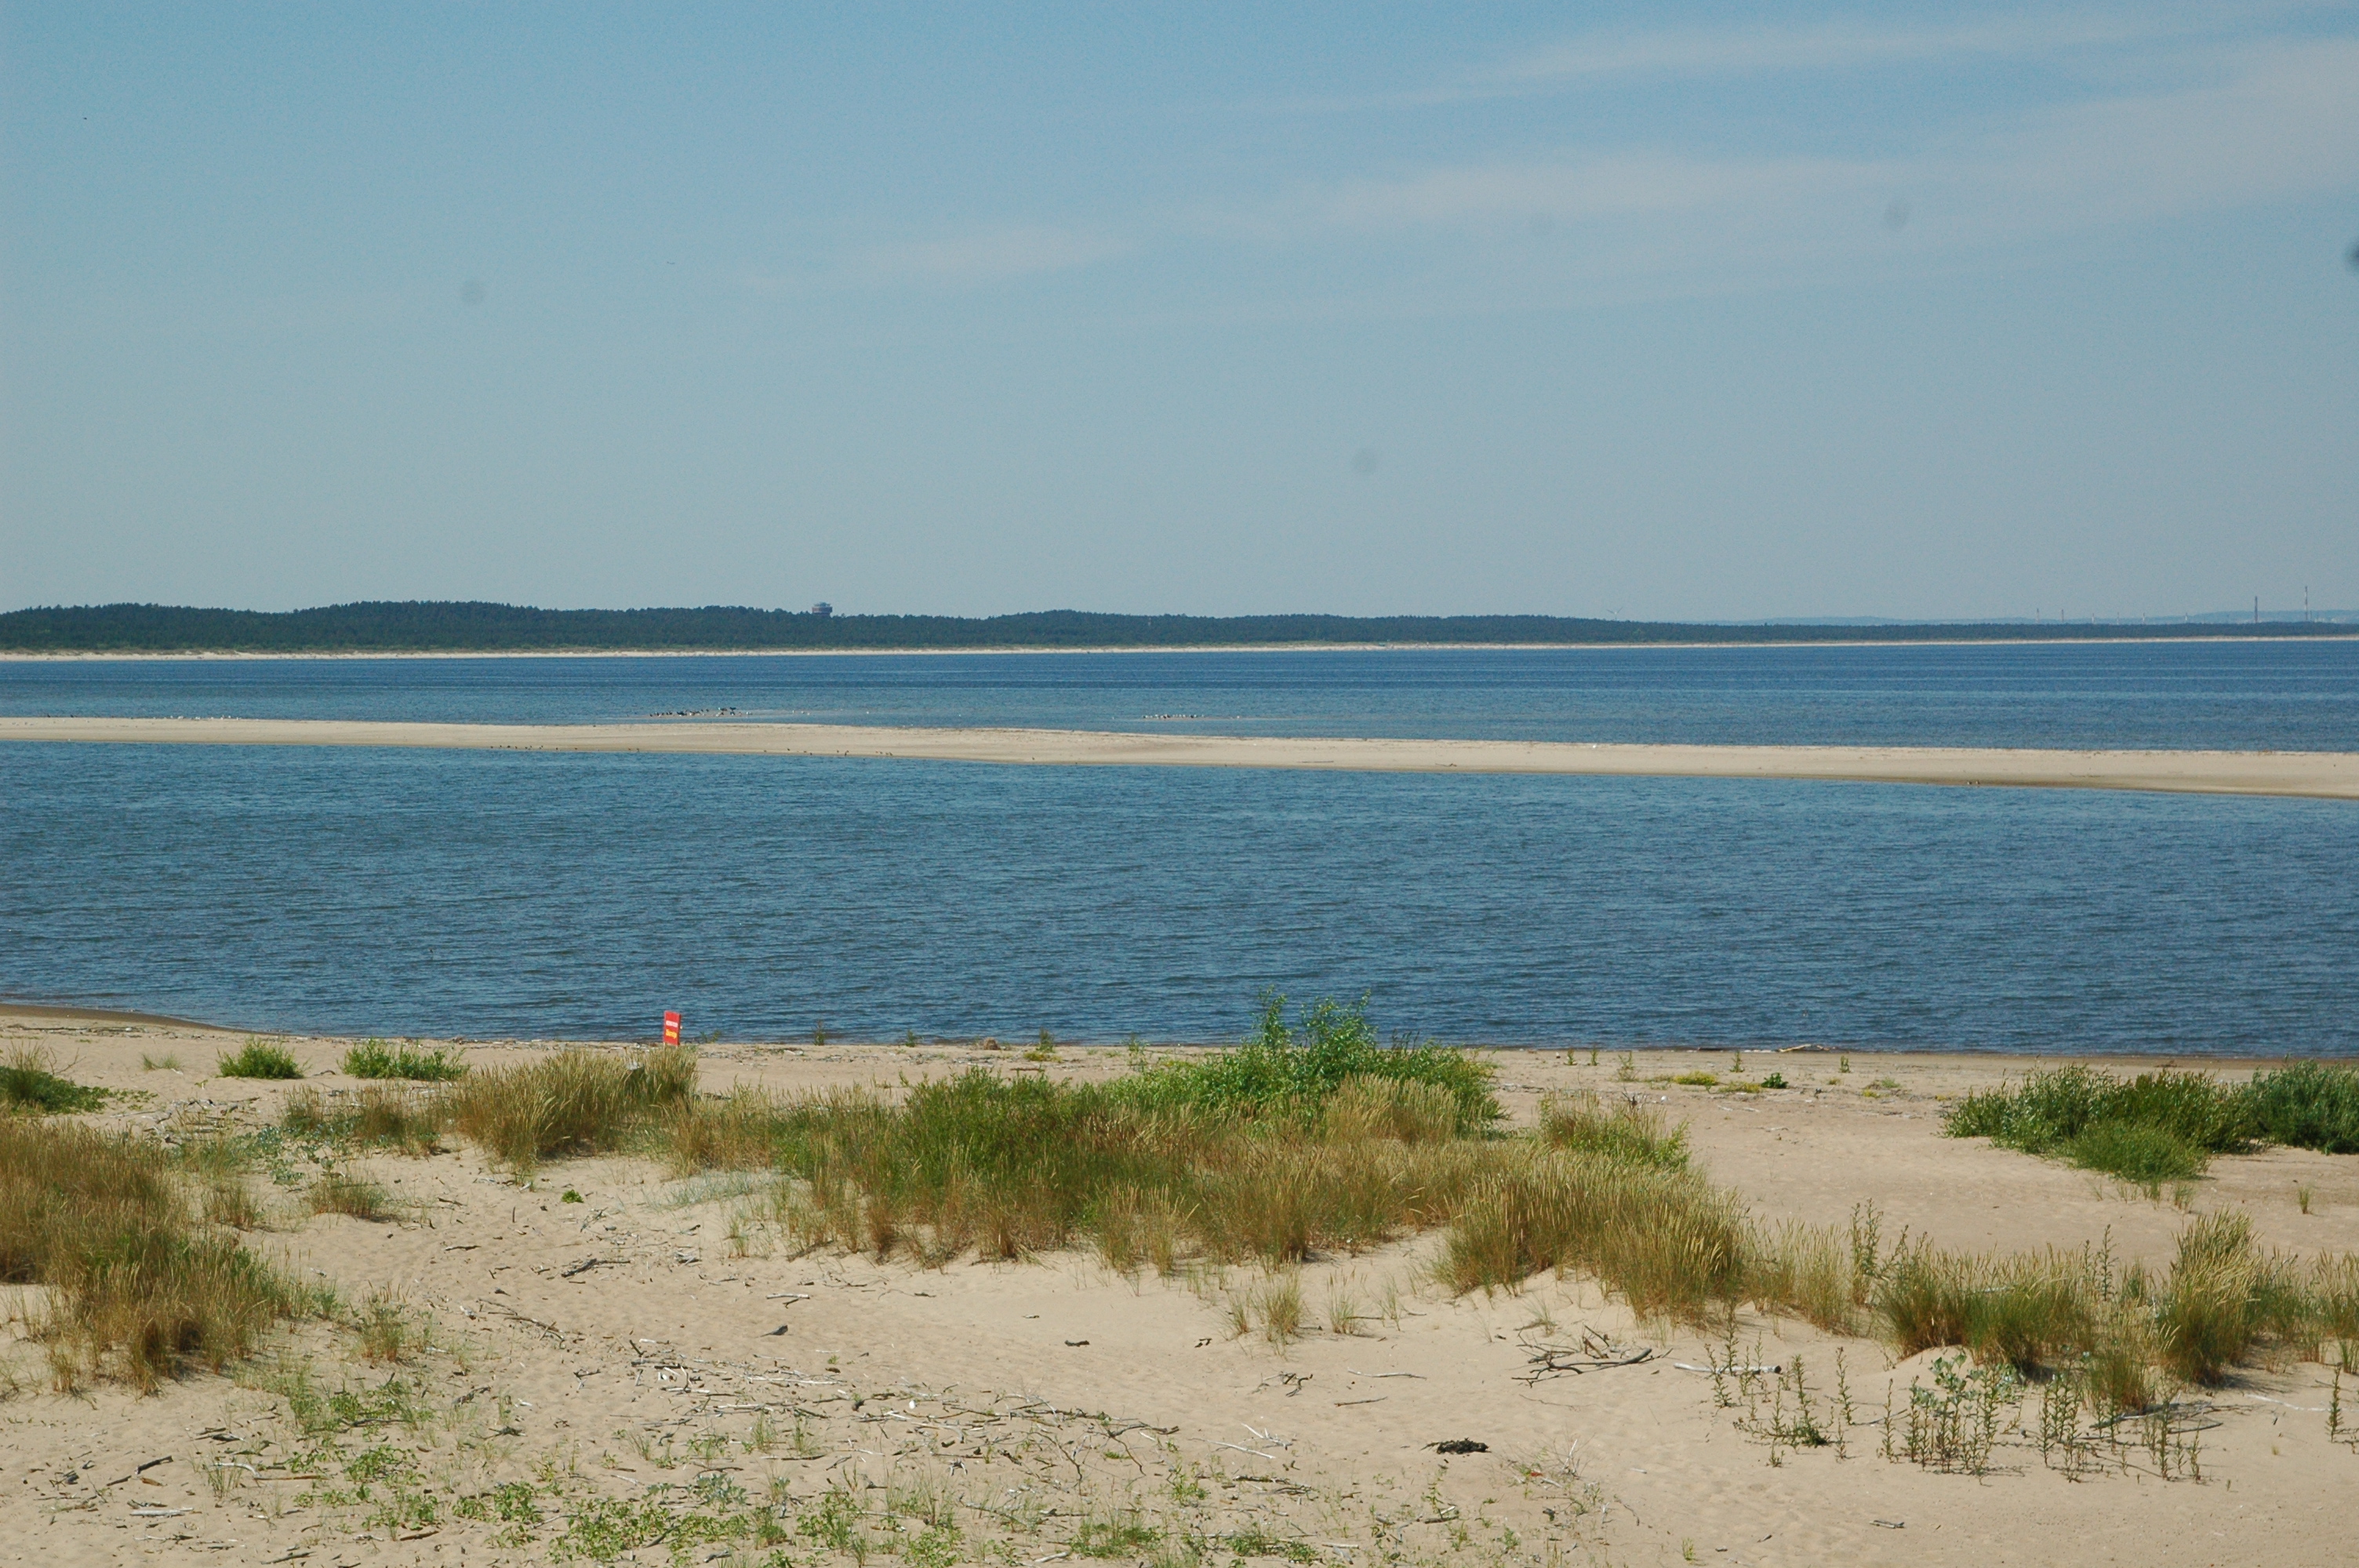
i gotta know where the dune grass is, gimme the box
[661,1010,2359,1401]
[0,1047,107,1113]
[217,1040,304,1080]
[283,1084,445,1156]
[0,1116,318,1389]
[442,1044,696,1171]
[342,1039,469,1081]
[309,1170,402,1222]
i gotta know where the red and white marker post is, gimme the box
[663,1011,681,1047]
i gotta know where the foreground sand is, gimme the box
[6,716,2358,798]
[5,1013,2357,1567]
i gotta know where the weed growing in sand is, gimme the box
[342,1039,467,1080]
[1899,1354,2016,1474]
[354,1290,423,1363]
[202,1173,265,1229]
[0,1117,319,1389]
[218,1040,304,1079]
[0,1047,107,1113]
[1255,1272,1306,1344]
[310,1170,401,1222]
[141,1051,180,1072]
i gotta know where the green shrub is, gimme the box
[342,1040,467,1081]
[2237,1062,2359,1154]
[2063,1121,2206,1185]
[1946,1065,2251,1178]
[1,1048,107,1113]
[217,1040,304,1080]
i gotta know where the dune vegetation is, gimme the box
[1946,1062,2359,1183]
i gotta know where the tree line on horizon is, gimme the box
[0,601,2344,653]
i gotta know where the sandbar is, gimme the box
[3,713,2355,797]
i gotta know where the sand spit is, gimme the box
[5,1018,2358,1566]
[6,715,2357,798]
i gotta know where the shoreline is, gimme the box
[5,713,2355,798]
[3,630,2355,660]
[0,1004,2324,1066]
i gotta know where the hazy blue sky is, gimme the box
[5,4,2355,619]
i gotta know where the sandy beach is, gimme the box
[6,715,2357,798]
[4,1011,2356,1567]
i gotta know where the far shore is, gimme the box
[3,629,2356,661]
[5,713,2356,798]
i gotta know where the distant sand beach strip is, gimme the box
[5,715,2356,798]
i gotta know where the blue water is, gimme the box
[3,643,2354,1052]
[6,639,2357,750]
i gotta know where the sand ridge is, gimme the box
[6,715,2357,798]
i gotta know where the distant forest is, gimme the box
[1,601,2347,653]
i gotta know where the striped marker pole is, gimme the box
[663,1011,681,1047]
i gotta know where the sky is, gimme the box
[3,3,2356,621]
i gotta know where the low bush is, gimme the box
[342,1040,468,1082]
[1945,1065,2250,1179]
[2239,1061,2359,1155]
[1,1047,107,1113]
[217,1040,304,1080]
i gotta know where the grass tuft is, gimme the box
[217,1040,304,1080]
[310,1171,401,1222]
[1107,994,1499,1134]
[0,1117,314,1389]
[1540,1090,1690,1171]
[283,1085,445,1155]
[443,1045,697,1171]
[342,1039,468,1081]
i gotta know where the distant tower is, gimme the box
[810,602,834,618]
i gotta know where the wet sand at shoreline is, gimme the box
[6,715,2356,798]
